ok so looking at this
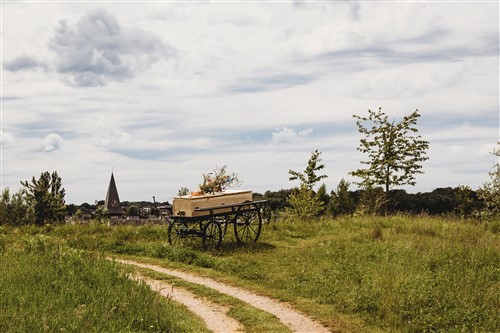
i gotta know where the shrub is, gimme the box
[284,185,324,220]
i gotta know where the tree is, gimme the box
[262,189,293,211]
[454,185,474,218]
[329,178,356,217]
[0,187,34,226]
[357,186,387,215]
[286,150,328,220]
[177,187,190,196]
[289,149,328,190]
[284,185,324,220]
[21,171,66,226]
[478,142,500,218]
[316,183,329,215]
[127,204,140,217]
[93,204,109,221]
[351,107,429,192]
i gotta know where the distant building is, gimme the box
[157,204,173,217]
[105,173,124,218]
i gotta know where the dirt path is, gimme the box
[131,273,243,333]
[115,259,331,333]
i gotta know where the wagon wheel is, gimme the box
[202,221,222,250]
[214,216,228,238]
[168,222,188,247]
[234,209,262,244]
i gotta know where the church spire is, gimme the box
[105,173,123,216]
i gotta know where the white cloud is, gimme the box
[3,54,47,72]
[48,8,174,87]
[271,127,313,144]
[91,118,131,147]
[40,133,64,152]
[1,131,15,146]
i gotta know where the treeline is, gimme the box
[254,186,484,218]
[1,171,65,226]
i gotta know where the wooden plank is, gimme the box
[173,190,252,217]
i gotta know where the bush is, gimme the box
[284,185,324,220]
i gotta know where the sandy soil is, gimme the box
[116,259,331,333]
[131,273,243,333]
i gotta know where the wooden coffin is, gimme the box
[173,190,252,217]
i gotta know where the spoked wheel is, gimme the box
[202,221,222,250]
[234,209,262,244]
[168,222,189,247]
[214,216,228,238]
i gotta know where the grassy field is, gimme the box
[0,231,208,333]
[1,215,499,332]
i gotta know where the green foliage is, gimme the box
[351,108,429,192]
[0,187,34,226]
[286,150,328,220]
[284,185,324,220]
[454,185,474,218]
[329,178,356,216]
[127,204,140,217]
[261,189,292,211]
[21,171,66,226]
[288,149,328,190]
[177,186,190,196]
[356,186,387,216]
[315,183,329,212]
[92,205,109,222]
[478,142,500,220]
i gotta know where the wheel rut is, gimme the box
[115,259,331,333]
[131,273,243,333]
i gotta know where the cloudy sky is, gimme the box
[1,1,498,204]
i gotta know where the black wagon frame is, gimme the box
[154,197,268,250]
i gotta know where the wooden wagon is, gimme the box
[155,190,268,249]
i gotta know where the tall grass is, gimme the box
[256,215,499,332]
[3,216,499,332]
[0,231,208,333]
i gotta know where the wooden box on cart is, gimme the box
[173,190,253,217]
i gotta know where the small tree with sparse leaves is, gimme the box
[350,108,429,193]
[286,150,328,220]
[289,149,328,190]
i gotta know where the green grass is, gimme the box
[0,232,208,333]
[2,215,499,332]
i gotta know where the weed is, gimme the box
[370,224,383,240]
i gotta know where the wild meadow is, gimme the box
[0,229,207,333]
[1,215,498,332]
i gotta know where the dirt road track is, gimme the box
[115,259,331,333]
[132,273,243,333]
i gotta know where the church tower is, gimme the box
[105,173,124,217]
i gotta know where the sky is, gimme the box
[1,1,499,205]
